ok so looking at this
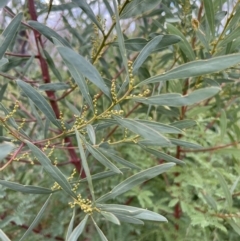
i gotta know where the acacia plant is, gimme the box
[1,0,240,240]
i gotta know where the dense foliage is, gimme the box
[1,0,240,240]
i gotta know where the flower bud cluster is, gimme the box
[130,88,150,98]
[100,109,124,119]
[69,194,99,215]
[93,94,100,115]
[51,182,61,191]
[128,61,134,88]
[17,118,26,132]
[72,105,88,130]
[4,101,19,122]
[111,79,117,103]
[59,111,66,132]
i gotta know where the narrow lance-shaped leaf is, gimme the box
[0,58,8,68]
[97,204,167,222]
[113,214,144,224]
[113,0,129,76]
[55,46,93,111]
[0,13,23,59]
[0,0,10,8]
[0,180,53,194]
[143,147,184,165]
[0,142,14,162]
[133,87,220,106]
[120,0,162,19]
[170,120,196,130]
[66,208,76,241]
[216,171,232,208]
[230,176,240,194]
[97,163,175,202]
[87,124,96,145]
[228,220,240,236]
[113,115,170,145]
[86,143,122,174]
[169,138,202,149]
[123,35,181,52]
[46,0,53,19]
[220,110,227,139]
[103,0,114,16]
[72,0,103,33]
[43,49,63,82]
[38,83,70,91]
[203,0,215,35]
[16,79,61,128]
[57,46,111,99]
[123,38,148,51]
[100,211,120,225]
[139,53,240,85]
[75,131,95,201]
[151,34,181,52]
[26,141,77,199]
[91,217,108,241]
[29,99,44,131]
[201,191,217,211]
[101,149,140,170]
[0,83,8,102]
[167,23,195,61]
[133,35,163,73]
[28,21,71,47]
[137,119,183,134]
[219,26,240,48]
[0,229,11,241]
[68,215,89,241]
[80,168,129,182]
[19,194,52,241]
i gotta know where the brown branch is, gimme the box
[0,143,24,171]
[181,141,239,153]
[5,52,40,58]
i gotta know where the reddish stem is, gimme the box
[27,0,84,176]
[174,78,189,228]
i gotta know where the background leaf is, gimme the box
[133,87,220,106]
[120,0,162,19]
[72,0,103,33]
[97,163,175,202]
[0,229,11,241]
[26,141,76,198]
[0,58,8,68]
[17,79,61,128]
[0,0,10,8]
[133,35,163,73]
[216,171,232,208]
[19,194,52,241]
[203,0,215,35]
[28,21,71,47]
[167,23,195,61]
[66,208,76,241]
[97,204,167,222]
[86,143,122,174]
[113,0,129,76]
[0,180,53,194]
[75,130,95,201]
[113,115,171,145]
[140,53,240,85]
[92,217,108,241]
[0,13,22,59]
[0,142,14,162]
[68,215,89,241]
[57,46,111,98]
